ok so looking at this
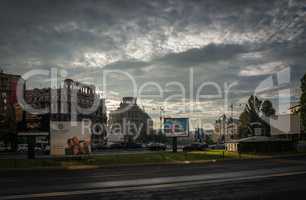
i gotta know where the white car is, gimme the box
[34,146,42,152]
[17,144,28,153]
[0,145,10,151]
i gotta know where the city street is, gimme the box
[1,1,306,199]
[1,156,306,200]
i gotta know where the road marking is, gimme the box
[272,158,306,165]
[1,170,306,199]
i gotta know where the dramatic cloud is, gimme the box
[0,0,306,126]
[239,61,289,76]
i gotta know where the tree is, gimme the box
[301,73,306,131]
[239,95,275,137]
[239,108,251,138]
[261,100,276,117]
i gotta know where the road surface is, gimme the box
[1,156,306,199]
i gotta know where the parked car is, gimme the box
[183,143,208,152]
[35,146,42,152]
[209,144,225,150]
[17,144,28,153]
[91,143,108,151]
[146,143,167,151]
[35,143,47,152]
[0,143,11,152]
[43,145,50,154]
[125,143,143,149]
[108,143,124,149]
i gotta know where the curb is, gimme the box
[1,153,305,172]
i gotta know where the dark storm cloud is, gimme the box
[103,60,150,70]
[154,44,247,68]
[0,0,304,68]
[0,0,306,120]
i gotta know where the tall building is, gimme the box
[61,78,97,121]
[109,97,153,143]
[0,71,24,147]
[0,71,22,117]
[91,98,108,146]
[269,103,305,141]
[24,79,104,122]
[23,88,51,131]
[22,79,107,144]
[214,115,240,143]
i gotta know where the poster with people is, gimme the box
[65,136,90,155]
[164,118,189,137]
[50,121,91,156]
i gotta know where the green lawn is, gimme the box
[0,150,301,170]
[84,150,230,166]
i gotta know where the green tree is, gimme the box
[239,108,251,138]
[239,95,275,137]
[301,73,306,131]
[261,100,276,117]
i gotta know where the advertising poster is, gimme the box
[14,104,23,123]
[50,121,91,156]
[164,118,189,137]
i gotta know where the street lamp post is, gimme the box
[160,106,164,133]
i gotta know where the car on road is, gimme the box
[125,143,143,149]
[209,144,225,150]
[183,143,208,152]
[43,145,50,154]
[34,146,42,152]
[108,143,124,149]
[146,143,167,151]
[17,144,28,153]
[91,143,108,151]
[0,144,11,152]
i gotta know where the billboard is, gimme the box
[164,118,189,137]
[50,121,91,156]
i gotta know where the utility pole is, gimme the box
[223,114,226,143]
[159,107,177,152]
[218,114,227,144]
[230,103,233,138]
[159,106,164,133]
[172,137,177,152]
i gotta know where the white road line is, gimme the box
[1,170,306,200]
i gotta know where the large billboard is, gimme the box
[164,118,189,137]
[50,121,91,156]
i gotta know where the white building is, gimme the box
[214,115,240,143]
[270,113,302,139]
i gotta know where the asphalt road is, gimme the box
[1,156,306,200]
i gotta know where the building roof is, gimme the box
[226,136,290,143]
[0,71,21,79]
[289,103,301,110]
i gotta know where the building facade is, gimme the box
[0,71,22,121]
[109,97,153,143]
[214,115,240,143]
[23,79,105,121]
[22,79,107,145]
[0,71,24,146]
[270,104,305,141]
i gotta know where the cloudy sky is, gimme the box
[1,0,306,128]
